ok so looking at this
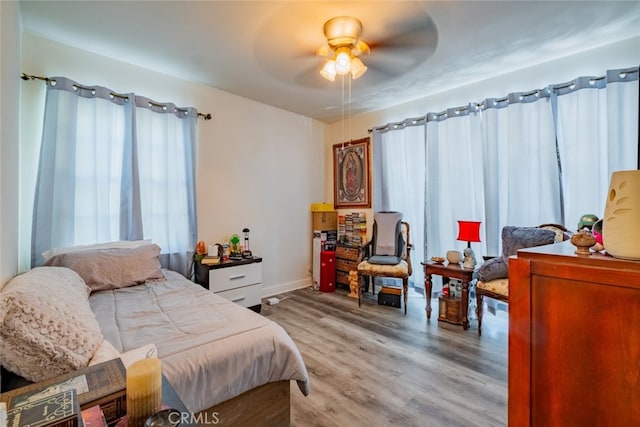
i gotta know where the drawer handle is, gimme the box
[231,296,246,302]
[229,274,246,280]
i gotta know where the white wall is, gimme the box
[19,33,327,296]
[325,35,640,232]
[1,1,21,285]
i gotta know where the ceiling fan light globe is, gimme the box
[335,51,351,75]
[350,57,367,79]
[320,60,337,81]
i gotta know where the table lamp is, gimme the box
[457,220,481,269]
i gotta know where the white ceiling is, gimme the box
[19,1,640,123]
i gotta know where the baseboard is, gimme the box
[262,278,311,298]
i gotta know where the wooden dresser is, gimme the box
[508,241,640,426]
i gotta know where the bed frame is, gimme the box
[196,380,290,426]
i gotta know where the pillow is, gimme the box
[501,226,557,259]
[477,257,509,282]
[0,267,104,382]
[43,244,165,292]
[538,224,569,242]
[41,239,152,262]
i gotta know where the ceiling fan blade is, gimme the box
[367,15,438,53]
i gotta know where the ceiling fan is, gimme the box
[316,16,370,81]
[310,11,439,86]
[252,4,439,91]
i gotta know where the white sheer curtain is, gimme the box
[373,123,426,290]
[372,66,638,294]
[554,69,639,227]
[481,91,561,256]
[425,106,486,260]
[31,78,134,266]
[135,98,198,273]
[32,77,198,276]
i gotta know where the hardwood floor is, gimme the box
[262,286,508,427]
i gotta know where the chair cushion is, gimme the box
[501,226,556,258]
[478,226,558,283]
[373,211,403,256]
[367,255,402,265]
[477,257,508,282]
[477,278,509,297]
[357,259,409,278]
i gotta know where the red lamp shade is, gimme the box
[457,220,481,247]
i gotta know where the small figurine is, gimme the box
[577,214,598,231]
[463,247,477,269]
[348,270,359,298]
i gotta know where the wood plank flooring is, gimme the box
[262,286,508,427]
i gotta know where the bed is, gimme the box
[0,242,310,425]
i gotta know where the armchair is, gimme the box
[476,224,568,335]
[357,211,412,314]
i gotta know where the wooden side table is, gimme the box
[422,261,476,330]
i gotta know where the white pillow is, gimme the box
[0,267,104,382]
[41,239,152,262]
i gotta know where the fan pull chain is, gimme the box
[341,74,345,149]
[348,75,352,144]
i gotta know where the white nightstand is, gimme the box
[195,257,263,312]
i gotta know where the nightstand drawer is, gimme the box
[209,262,261,293]
[216,283,262,308]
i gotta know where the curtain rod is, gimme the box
[21,73,212,120]
[369,66,639,134]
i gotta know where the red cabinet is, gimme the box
[319,251,336,292]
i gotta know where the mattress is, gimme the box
[89,269,309,412]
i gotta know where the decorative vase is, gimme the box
[570,230,596,255]
[446,250,462,264]
[603,169,640,260]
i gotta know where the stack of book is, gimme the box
[337,212,367,246]
[0,358,126,426]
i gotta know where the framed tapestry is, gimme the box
[333,137,371,209]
